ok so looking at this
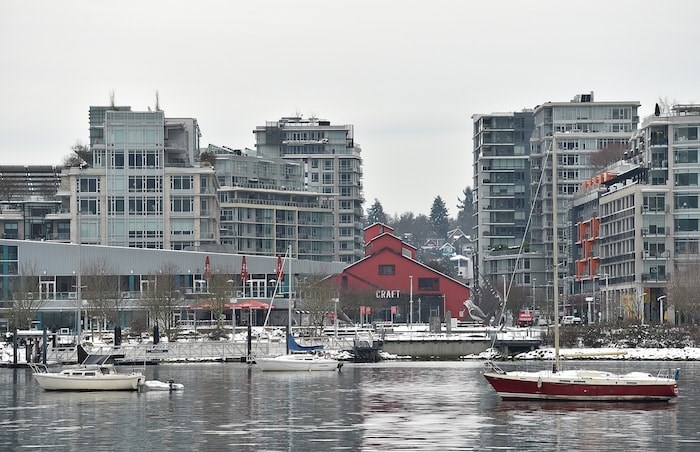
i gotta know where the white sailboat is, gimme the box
[255,245,342,372]
[29,345,145,391]
[483,134,678,401]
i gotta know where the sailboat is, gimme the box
[483,135,678,402]
[254,246,342,372]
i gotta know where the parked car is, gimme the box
[561,315,582,325]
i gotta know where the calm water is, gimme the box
[1,360,699,451]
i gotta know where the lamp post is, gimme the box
[227,279,236,335]
[333,297,339,338]
[418,298,422,324]
[657,295,666,324]
[602,273,609,323]
[531,278,536,311]
[409,276,414,328]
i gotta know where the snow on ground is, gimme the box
[461,347,700,361]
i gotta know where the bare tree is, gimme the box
[208,269,234,339]
[142,263,182,341]
[299,276,338,328]
[339,285,378,324]
[0,176,23,203]
[668,260,700,324]
[82,258,123,337]
[589,142,627,169]
[9,263,44,331]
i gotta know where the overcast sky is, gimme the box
[2,1,698,217]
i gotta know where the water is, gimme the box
[2,360,700,451]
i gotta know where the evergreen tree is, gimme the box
[429,196,449,239]
[456,186,475,233]
[366,198,388,225]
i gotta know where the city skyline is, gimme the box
[2,1,699,217]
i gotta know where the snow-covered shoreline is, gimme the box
[464,346,700,361]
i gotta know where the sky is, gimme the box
[2,1,699,218]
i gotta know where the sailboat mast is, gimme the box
[287,244,292,355]
[552,134,560,372]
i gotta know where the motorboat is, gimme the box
[255,352,342,372]
[483,134,679,402]
[143,379,184,391]
[28,345,145,391]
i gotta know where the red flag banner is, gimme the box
[204,256,212,282]
[241,256,248,284]
[276,255,284,280]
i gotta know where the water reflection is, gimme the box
[1,361,699,451]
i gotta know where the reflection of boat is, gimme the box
[483,135,678,402]
[28,345,145,391]
[493,399,678,413]
[255,246,341,372]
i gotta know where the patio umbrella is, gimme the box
[229,300,271,310]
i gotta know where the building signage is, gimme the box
[375,290,401,299]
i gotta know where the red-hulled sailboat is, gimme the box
[483,135,678,402]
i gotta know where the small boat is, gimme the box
[255,352,343,372]
[28,345,145,391]
[143,379,185,391]
[483,134,678,402]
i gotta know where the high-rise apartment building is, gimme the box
[253,117,364,263]
[57,106,220,249]
[474,93,640,310]
[209,145,337,261]
[570,103,700,324]
[472,111,536,290]
[530,93,640,304]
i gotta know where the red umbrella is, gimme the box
[230,299,271,310]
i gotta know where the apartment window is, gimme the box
[4,223,18,239]
[108,197,125,214]
[675,126,699,142]
[79,198,99,215]
[171,197,193,212]
[675,218,699,232]
[675,195,698,209]
[378,264,395,275]
[675,173,698,187]
[78,178,99,193]
[171,176,193,190]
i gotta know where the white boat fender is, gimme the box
[537,377,542,390]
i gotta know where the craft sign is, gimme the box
[375,289,401,299]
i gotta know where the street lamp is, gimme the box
[409,276,414,328]
[227,279,236,335]
[658,295,666,324]
[418,298,422,324]
[332,297,339,338]
[531,278,536,311]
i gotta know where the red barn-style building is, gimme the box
[337,223,472,323]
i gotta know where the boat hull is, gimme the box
[484,370,678,402]
[33,372,145,391]
[256,354,342,372]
